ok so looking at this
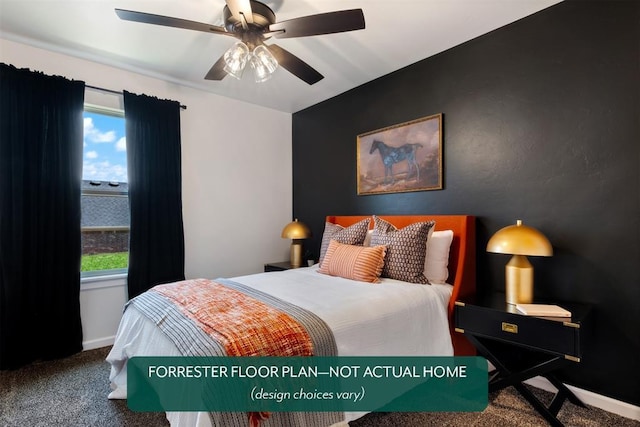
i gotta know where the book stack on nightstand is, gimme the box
[454,294,591,427]
[515,303,572,322]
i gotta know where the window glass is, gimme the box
[81,106,129,276]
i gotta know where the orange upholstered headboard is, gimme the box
[325,215,476,356]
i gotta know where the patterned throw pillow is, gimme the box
[370,216,435,284]
[318,240,387,283]
[318,218,371,266]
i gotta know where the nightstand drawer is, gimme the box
[455,303,581,359]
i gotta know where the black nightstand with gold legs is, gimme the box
[454,294,591,427]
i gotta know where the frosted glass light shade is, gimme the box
[223,42,250,79]
[250,45,278,82]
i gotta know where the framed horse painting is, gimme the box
[357,113,443,195]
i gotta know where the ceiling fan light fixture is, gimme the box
[223,41,250,79]
[250,45,278,82]
[115,2,365,86]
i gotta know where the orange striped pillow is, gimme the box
[318,239,387,283]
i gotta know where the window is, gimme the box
[81,105,129,277]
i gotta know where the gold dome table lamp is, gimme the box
[487,220,553,305]
[281,219,311,268]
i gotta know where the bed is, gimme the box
[106,214,476,426]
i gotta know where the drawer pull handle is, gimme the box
[502,322,518,334]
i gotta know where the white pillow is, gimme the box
[424,230,454,284]
[363,229,374,246]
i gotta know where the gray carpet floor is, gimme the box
[0,346,638,427]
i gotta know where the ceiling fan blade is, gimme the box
[204,54,228,80]
[266,44,323,85]
[269,9,364,39]
[115,9,233,37]
[225,0,253,24]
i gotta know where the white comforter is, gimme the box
[107,265,454,426]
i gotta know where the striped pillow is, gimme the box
[318,239,387,283]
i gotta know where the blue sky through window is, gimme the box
[82,111,127,183]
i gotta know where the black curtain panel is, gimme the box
[123,91,185,299]
[0,64,85,370]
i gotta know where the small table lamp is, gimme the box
[281,219,311,268]
[486,220,553,305]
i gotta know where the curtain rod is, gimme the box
[86,84,187,110]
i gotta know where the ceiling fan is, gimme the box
[115,0,365,85]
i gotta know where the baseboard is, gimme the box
[82,336,116,351]
[524,376,640,422]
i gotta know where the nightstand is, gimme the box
[264,261,294,272]
[454,294,591,427]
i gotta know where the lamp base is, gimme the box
[505,255,534,305]
[289,240,303,268]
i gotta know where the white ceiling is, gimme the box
[0,0,561,113]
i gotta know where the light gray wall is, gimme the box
[1,37,293,348]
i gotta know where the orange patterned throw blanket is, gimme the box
[153,278,314,357]
[129,278,338,427]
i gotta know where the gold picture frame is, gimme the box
[357,113,443,195]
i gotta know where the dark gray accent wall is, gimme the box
[292,1,639,406]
